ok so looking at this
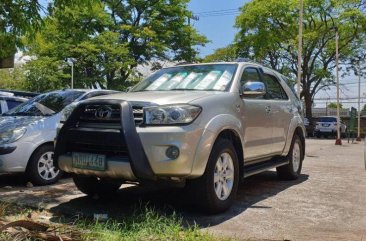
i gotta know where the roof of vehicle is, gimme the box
[0,96,28,102]
[44,89,119,95]
[0,89,39,98]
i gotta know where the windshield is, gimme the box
[3,90,84,116]
[132,64,238,92]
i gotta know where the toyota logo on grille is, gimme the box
[95,106,113,119]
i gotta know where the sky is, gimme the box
[187,0,247,57]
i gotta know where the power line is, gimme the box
[194,8,241,18]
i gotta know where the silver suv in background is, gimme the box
[55,61,306,213]
[0,89,118,185]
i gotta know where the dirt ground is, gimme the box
[0,139,365,241]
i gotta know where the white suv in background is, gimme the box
[314,116,347,138]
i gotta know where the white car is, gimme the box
[314,116,347,138]
[0,89,117,185]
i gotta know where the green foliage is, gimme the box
[24,57,70,92]
[0,0,42,58]
[0,66,27,90]
[328,102,343,109]
[362,104,366,112]
[204,45,238,62]
[25,0,208,90]
[80,206,219,241]
[225,0,366,117]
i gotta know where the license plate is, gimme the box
[322,124,330,127]
[72,152,106,171]
[320,128,332,132]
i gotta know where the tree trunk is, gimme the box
[304,91,313,119]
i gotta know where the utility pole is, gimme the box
[357,61,362,141]
[334,28,342,145]
[297,0,303,99]
[187,14,199,63]
[71,61,74,89]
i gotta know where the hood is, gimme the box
[0,116,46,132]
[90,91,220,106]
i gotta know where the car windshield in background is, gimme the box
[319,117,337,122]
[3,91,84,117]
[132,64,238,92]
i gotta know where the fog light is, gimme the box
[166,146,180,159]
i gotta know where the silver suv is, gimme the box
[55,61,306,213]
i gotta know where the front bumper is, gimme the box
[55,100,204,181]
[0,142,36,173]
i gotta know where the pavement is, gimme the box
[0,139,365,241]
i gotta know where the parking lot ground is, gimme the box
[0,139,365,241]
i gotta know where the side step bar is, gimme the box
[243,158,289,178]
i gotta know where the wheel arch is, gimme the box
[216,129,244,181]
[293,126,305,160]
[190,127,244,180]
[25,142,55,172]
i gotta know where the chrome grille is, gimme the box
[132,106,144,126]
[77,104,143,127]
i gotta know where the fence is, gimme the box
[311,108,366,117]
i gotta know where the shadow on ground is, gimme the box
[49,171,309,228]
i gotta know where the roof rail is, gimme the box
[235,58,263,66]
[175,62,193,66]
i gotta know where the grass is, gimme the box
[0,202,228,241]
[79,205,220,241]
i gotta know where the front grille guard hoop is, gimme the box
[54,99,156,181]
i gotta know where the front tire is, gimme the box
[73,175,123,197]
[277,135,303,180]
[186,138,239,214]
[27,145,63,186]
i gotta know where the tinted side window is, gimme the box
[240,67,261,86]
[7,100,23,110]
[262,73,288,100]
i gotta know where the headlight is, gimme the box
[144,104,201,125]
[60,102,78,123]
[0,127,27,145]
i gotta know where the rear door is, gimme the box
[240,66,274,160]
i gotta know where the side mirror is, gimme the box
[242,81,266,97]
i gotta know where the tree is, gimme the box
[0,66,27,90]
[328,102,343,109]
[0,0,42,61]
[362,104,366,112]
[25,0,208,90]
[210,0,366,118]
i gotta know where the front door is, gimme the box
[240,66,274,160]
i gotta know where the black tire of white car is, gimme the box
[276,135,303,180]
[73,175,123,197]
[187,138,239,214]
[27,144,63,186]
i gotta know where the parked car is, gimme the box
[0,89,118,185]
[0,92,28,114]
[55,61,306,213]
[314,116,347,138]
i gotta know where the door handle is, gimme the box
[265,106,271,114]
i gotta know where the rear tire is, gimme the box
[277,135,303,180]
[186,138,239,214]
[27,145,63,186]
[73,175,123,197]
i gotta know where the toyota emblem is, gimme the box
[95,106,113,119]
